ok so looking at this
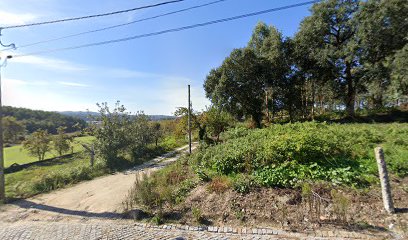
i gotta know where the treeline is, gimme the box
[3,106,86,138]
[204,0,408,127]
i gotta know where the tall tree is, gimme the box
[357,0,408,107]
[204,48,270,128]
[389,44,408,99]
[248,22,292,121]
[296,0,360,117]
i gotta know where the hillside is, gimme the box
[59,111,175,121]
[3,106,86,134]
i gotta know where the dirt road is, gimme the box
[0,144,196,222]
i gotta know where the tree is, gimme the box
[53,126,73,156]
[22,129,51,161]
[174,107,201,138]
[295,0,360,117]
[248,22,293,121]
[201,106,234,142]
[357,0,408,108]
[128,112,153,160]
[204,48,271,128]
[94,101,132,169]
[390,44,408,98]
[2,116,25,144]
[150,122,163,146]
[94,102,154,168]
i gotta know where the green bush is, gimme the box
[232,174,255,194]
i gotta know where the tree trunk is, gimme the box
[265,89,269,123]
[373,94,383,110]
[252,114,262,128]
[345,61,355,117]
[311,81,315,120]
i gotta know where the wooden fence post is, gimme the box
[375,147,395,214]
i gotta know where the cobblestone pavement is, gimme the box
[0,221,345,240]
[0,219,389,240]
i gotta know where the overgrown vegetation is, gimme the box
[123,159,198,217]
[192,122,408,188]
[124,122,408,228]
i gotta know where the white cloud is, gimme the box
[2,78,27,86]
[104,68,161,79]
[10,55,87,72]
[0,10,38,26]
[58,81,89,87]
[3,78,48,86]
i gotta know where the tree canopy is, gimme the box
[204,0,408,125]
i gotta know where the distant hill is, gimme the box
[59,111,175,121]
[3,106,87,134]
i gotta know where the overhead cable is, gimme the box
[15,0,228,49]
[13,0,321,58]
[0,0,186,29]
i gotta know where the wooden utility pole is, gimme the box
[375,147,395,214]
[0,56,12,203]
[188,85,192,154]
[0,58,5,203]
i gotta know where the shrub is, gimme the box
[125,161,197,213]
[232,174,255,194]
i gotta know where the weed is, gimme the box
[151,215,163,225]
[330,189,350,223]
[207,176,231,193]
[192,207,203,223]
[234,209,245,222]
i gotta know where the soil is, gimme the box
[171,176,408,238]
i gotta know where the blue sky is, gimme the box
[0,0,313,115]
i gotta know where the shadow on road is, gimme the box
[11,199,124,219]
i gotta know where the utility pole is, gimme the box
[188,85,192,154]
[0,55,12,203]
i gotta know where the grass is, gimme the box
[5,152,106,200]
[4,136,95,168]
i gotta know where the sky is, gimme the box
[0,0,313,115]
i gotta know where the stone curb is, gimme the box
[131,222,385,239]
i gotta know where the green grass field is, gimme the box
[4,136,95,168]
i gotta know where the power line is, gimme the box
[13,0,320,58]
[15,0,228,49]
[0,0,186,30]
